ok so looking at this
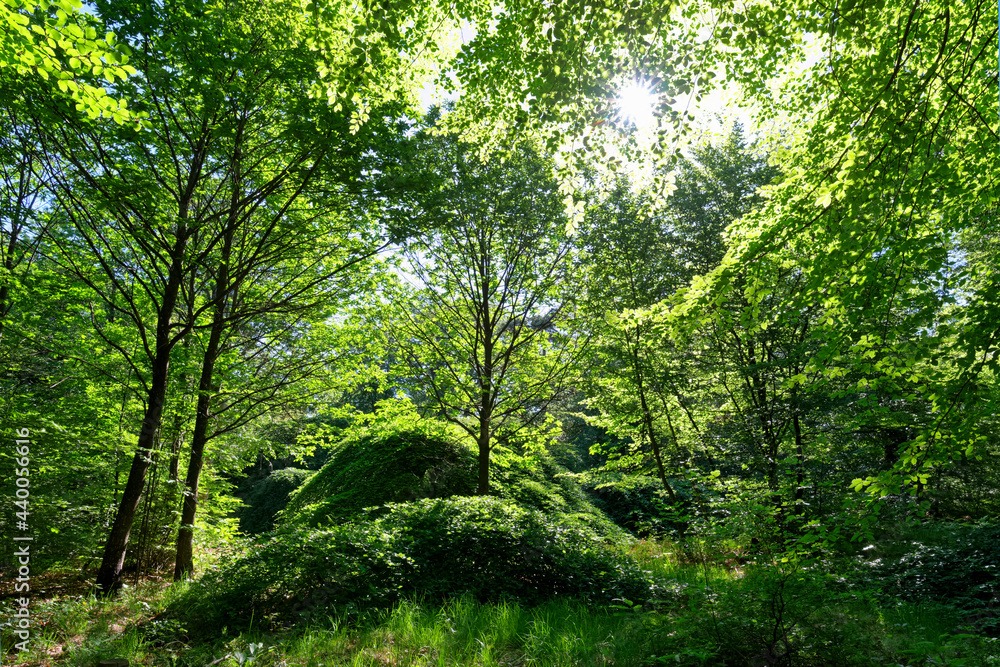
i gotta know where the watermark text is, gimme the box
[9,427,33,653]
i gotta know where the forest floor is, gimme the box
[2,532,998,666]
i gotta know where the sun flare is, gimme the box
[616,80,657,129]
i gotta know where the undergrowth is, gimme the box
[3,537,999,666]
[171,496,650,635]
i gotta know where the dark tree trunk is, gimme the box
[167,414,183,483]
[792,411,806,515]
[175,130,239,579]
[640,385,677,505]
[173,266,227,579]
[476,429,491,496]
[96,231,188,595]
[631,332,677,505]
[172,343,218,578]
[476,268,494,497]
[0,201,22,347]
[96,348,171,593]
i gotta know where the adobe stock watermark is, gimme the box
[7,427,34,656]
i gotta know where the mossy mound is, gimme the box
[280,411,625,542]
[175,496,656,635]
[280,422,478,526]
[492,450,628,540]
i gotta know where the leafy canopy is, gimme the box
[2,0,139,121]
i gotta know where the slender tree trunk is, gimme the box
[96,231,188,595]
[631,332,677,504]
[0,211,22,347]
[476,419,491,496]
[167,336,192,484]
[476,350,494,495]
[96,349,171,593]
[476,262,493,497]
[172,321,223,578]
[0,270,10,346]
[167,414,184,482]
[175,126,241,579]
[173,261,228,579]
[640,387,676,504]
[792,411,806,515]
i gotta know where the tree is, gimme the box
[160,1,406,578]
[579,180,684,502]
[396,136,585,495]
[29,0,412,592]
[580,126,778,505]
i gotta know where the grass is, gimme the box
[2,539,998,666]
[274,597,656,666]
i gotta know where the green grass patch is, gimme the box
[5,545,1000,666]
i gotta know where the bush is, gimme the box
[491,448,628,540]
[858,521,1000,634]
[378,496,648,603]
[704,566,877,666]
[174,496,655,635]
[280,410,478,526]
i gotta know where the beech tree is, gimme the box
[397,137,585,495]
[463,0,999,502]
[579,181,684,502]
[31,0,410,592]
[161,2,404,579]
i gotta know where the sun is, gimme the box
[616,80,657,129]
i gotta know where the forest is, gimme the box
[0,0,998,664]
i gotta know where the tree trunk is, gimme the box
[476,262,493,496]
[175,128,240,579]
[95,349,171,593]
[96,231,187,595]
[173,265,228,579]
[640,387,676,505]
[792,411,806,515]
[167,413,184,483]
[631,332,677,504]
[172,347,218,579]
[476,428,491,496]
[0,206,22,347]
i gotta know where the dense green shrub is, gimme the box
[858,521,1000,634]
[703,566,878,666]
[491,448,628,539]
[279,411,479,526]
[280,403,625,542]
[376,496,647,603]
[175,497,656,634]
[234,467,314,534]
